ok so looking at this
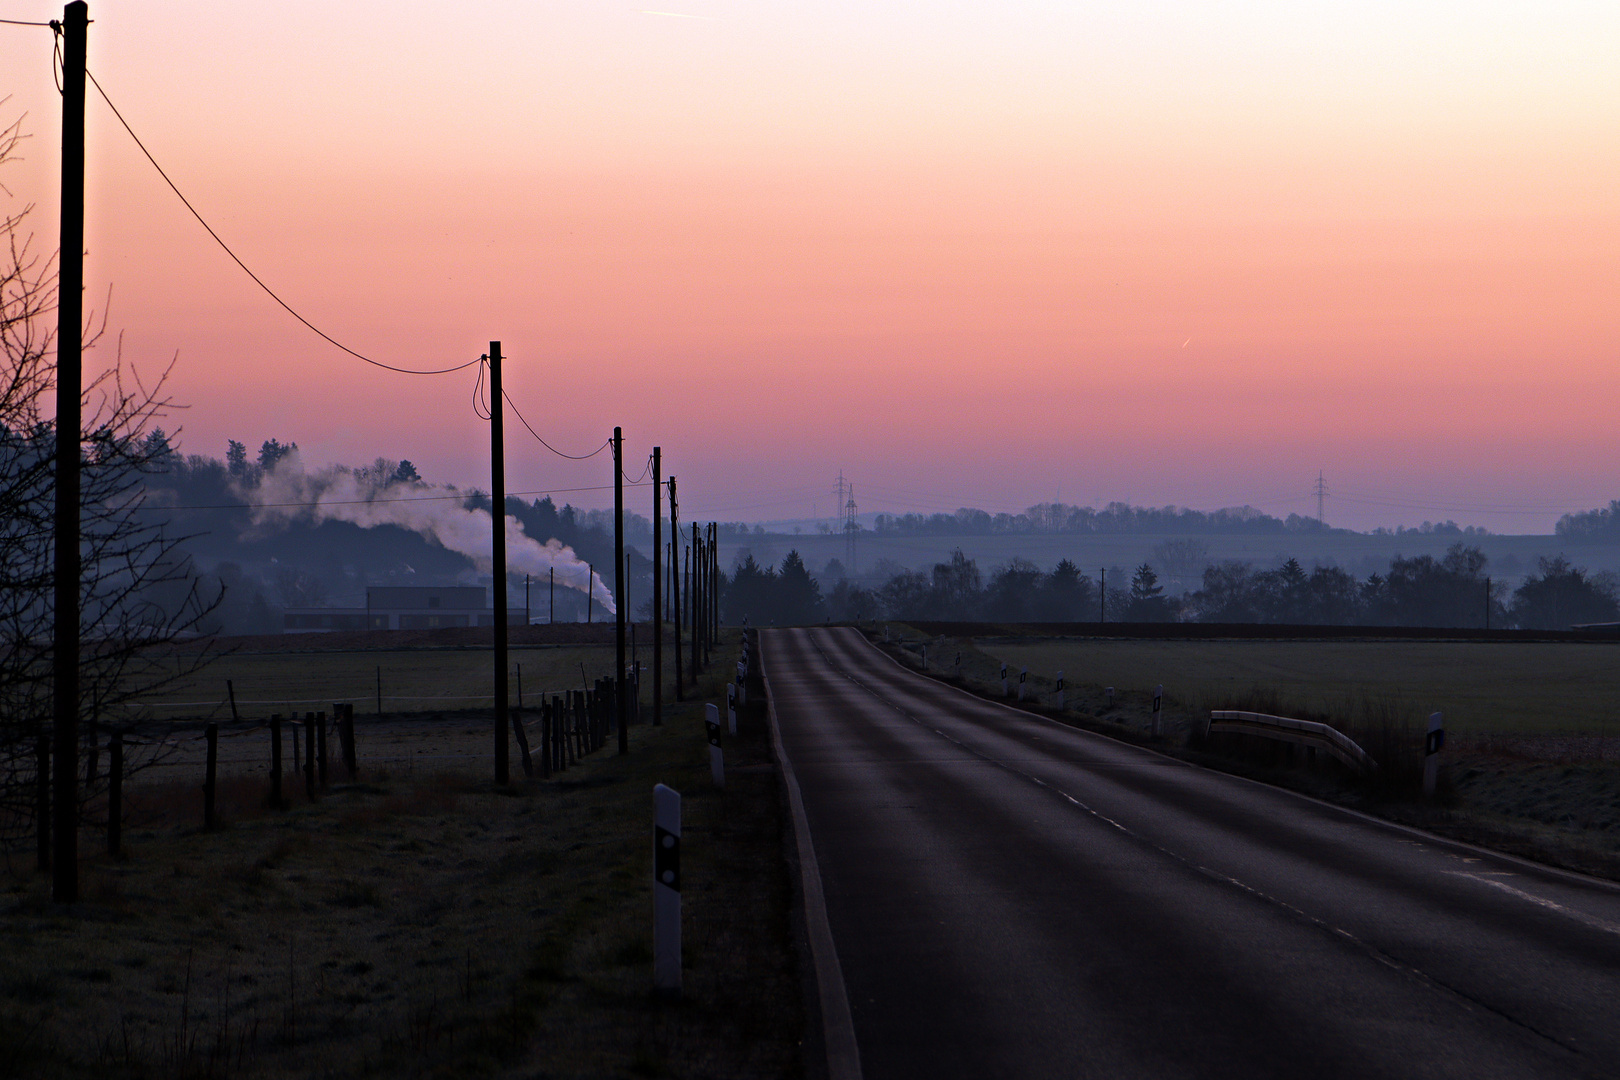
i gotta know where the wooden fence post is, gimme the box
[36,733,50,871]
[304,714,316,800]
[107,732,123,857]
[317,712,328,786]
[340,704,358,779]
[204,722,218,830]
[511,707,534,778]
[269,715,283,808]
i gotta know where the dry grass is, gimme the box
[881,628,1620,882]
[0,633,802,1079]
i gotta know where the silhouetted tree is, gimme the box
[1512,557,1620,629]
[1127,563,1173,621]
[775,550,825,625]
[0,113,218,853]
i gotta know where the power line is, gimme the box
[149,482,648,512]
[83,67,479,377]
[1,17,54,26]
[500,389,610,460]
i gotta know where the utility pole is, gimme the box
[525,573,530,629]
[614,427,627,755]
[549,567,554,624]
[1099,568,1106,624]
[670,477,682,700]
[52,1,88,905]
[652,447,662,726]
[691,524,701,675]
[1315,470,1327,527]
[489,341,509,786]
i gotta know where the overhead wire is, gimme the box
[500,388,610,460]
[621,454,653,485]
[83,65,479,377]
[153,482,649,513]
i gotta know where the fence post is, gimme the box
[36,734,50,871]
[1424,711,1445,798]
[706,703,724,789]
[269,715,284,808]
[511,707,534,778]
[340,704,358,779]
[317,712,328,786]
[107,732,123,857]
[653,783,682,996]
[304,715,316,801]
[204,723,218,830]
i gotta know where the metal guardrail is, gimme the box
[1207,710,1378,774]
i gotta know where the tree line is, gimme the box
[717,543,1620,631]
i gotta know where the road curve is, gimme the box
[762,626,1620,1080]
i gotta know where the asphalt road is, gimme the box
[762,626,1620,1080]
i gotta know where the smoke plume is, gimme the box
[244,459,616,615]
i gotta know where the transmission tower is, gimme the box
[1315,470,1328,526]
[833,471,847,534]
[844,484,859,574]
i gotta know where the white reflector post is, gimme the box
[1424,711,1444,798]
[653,783,681,995]
[1019,667,1028,701]
[1056,670,1065,709]
[726,682,738,735]
[1001,663,1009,697]
[706,702,724,788]
[1152,685,1164,737]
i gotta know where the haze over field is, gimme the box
[2,1,1617,530]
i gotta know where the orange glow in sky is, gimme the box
[1,1,1617,530]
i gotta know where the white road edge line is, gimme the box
[852,628,1620,898]
[759,631,864,1080]
[1446,873,1620,938]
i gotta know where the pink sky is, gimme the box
[2,1,1617,531]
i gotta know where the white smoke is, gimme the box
[243,459,616,615]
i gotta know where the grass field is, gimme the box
[127,644,628,721]
[974,638,1620,736]
[1,633,801,1079]
[877,627,1620,880]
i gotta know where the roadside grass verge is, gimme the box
[873,624,1620,883]
[0,633,802,1079]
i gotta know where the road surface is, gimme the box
[762,626,1620,1080]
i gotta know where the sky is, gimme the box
[1,0,1617,533]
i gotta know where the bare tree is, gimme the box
[1150,537,1211,594]
[1,109,218,857]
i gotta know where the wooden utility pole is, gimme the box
[669,477,682,699]
[490,341,510,785]
[52,0,88,904]
[614,427,627,755]
[652,447,662,726]
[691,524,701,676]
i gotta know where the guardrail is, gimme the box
[1207,710,1378,774]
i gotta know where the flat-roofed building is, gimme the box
[284,585,516,633]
